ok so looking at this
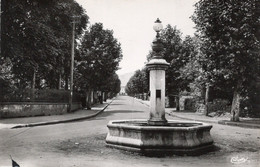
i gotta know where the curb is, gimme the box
[11,99,113,129]
[218,120,260,129]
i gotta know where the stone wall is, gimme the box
[0,102,82,118]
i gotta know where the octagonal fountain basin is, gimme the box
[106,119,214,155]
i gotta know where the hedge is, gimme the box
[0,89,81,103]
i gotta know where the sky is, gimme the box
[76,0,199,75]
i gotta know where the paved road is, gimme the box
[0,96,259,167]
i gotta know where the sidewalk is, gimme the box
[137,99,260,129]
[0,99,113,129]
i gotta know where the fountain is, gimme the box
[106,19,213,155]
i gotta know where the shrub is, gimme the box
[240,97,260,118]
[184,98,196,111]
[168,95,176,108]
[208,99,230,113]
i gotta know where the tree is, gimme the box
[192,0,260,121]
[125,68,149,98]
[2,0,88,89]
[179,36,214,115]
[104,73,121,99]
[75,23,122,106]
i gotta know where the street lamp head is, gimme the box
[153,18,163,32]
[151,18,163,58]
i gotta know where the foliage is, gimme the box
[179,37,201,91]
[192,0,260,120]
[125,68,149,96]
[0,89,81,103]
[192,0,259,94]
[103,73,121,96]
[0,57,14,95]
[2,0,88,89]
[208,99,231,114]
[160,25,186,96]
[183,98,196,111]
[75,23,122,95]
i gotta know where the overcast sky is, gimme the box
[76,0,199,75]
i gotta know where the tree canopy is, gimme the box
[125,68,149,97]
[2,0,88,89]
[75,23,122,95]
[192,0,260,120]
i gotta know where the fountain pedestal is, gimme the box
[147,58,169,125]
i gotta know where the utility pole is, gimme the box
[69,16,79,112]
[1,0,7,57]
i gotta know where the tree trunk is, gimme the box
[104,92,107,102]
[35,78,41,89]
[32,69,36,89]
[86,89,92,110]
[65,75,69,90]
[100,92,103,104]
[204,83,210,116]
[31,68,36,101]
[1,0,7,58]
[230,87,242,122]
[175,96,180,111]
[58,73,62,89]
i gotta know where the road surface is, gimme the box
[0,96,259,167]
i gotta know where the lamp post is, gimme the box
[146,18,169,125]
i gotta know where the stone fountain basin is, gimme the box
[106,119,214,154]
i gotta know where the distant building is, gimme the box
[120,86,126,95]
[119,72,134,96]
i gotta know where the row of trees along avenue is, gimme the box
[126,0,260,122]
[1,0,122,106]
